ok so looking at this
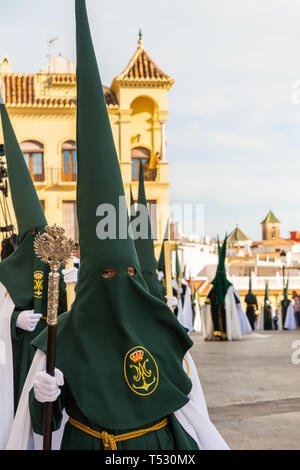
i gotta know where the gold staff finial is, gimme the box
[34,224,74,326]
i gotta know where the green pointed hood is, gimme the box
[34,0,192,432]
[264,281,269,302]
[245,270,256,305]
[133,162,165,301]
[129,186,135,222]
[157,220,169,272]
[175,243,181,282]
[211,234,231,305]
[248,271,253,294]
[0,101,46,242]
[282,277,290,305]
[0,98,50,311]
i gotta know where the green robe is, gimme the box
[29,381,198,450]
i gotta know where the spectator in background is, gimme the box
[149,151,161,181]
[292,291,300,328]
[73,241,80,268]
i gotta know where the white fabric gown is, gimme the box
[7,349,229,450]
[232,287,252,336]
[179,281,194,334]
[193,300,202,333]
[0,282,15,449]
[280,303,297,330]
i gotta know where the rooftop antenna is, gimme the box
[47,37,59,90]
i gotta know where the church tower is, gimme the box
[261,210,280,240]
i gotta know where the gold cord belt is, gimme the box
[41,316,47,321]
[68,416,168,450]
[247,304,257,308]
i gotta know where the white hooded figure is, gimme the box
[201,235,241,341]
[232,286,252,336]
[179,279,194,334]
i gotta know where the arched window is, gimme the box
[21,140,44,182]
[61,141,77,182]
[131,147,151,181]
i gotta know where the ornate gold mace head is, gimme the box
[34,224,75,325]
[34,224,75,271]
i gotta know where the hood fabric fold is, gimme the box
[34,0,192,431]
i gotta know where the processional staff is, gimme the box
[34,224,74,450]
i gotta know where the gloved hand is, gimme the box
[62,267,78,284]
[167,296,178,308]
[157,271,164,282]
[16,310,42,332]
[33,369,64,403]
[178,287,183,295]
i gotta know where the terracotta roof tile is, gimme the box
[112,44,174,88]
[3,74,118,108]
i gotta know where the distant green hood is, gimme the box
[157,220,169,272]
[211,235,231,305]
[264,281,269,302]
[248,271,253,294]
[34,0,192,431]
[0,99,49,311]
[134,162,165,301]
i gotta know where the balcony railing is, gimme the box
[32,167,77,186]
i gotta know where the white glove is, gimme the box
[62,267,78,284]
[178,287,183,295]
[167,296,178,308]
[33,369,64,403]
[16,310,42,332]
[157,271,164,282]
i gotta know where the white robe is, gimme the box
[179,283,194,334]
[7,349,229,450]
[279,303,297,330]
[193,300,202,333]
[0,282,15,450]
[202,286,241,341]
[232,287,252,336]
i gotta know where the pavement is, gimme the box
[190,329,300,450]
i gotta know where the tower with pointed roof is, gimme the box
[261,210,280,240]
[111,32,173,249]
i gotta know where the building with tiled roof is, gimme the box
[0,34,172,250]
[227,225,251,246]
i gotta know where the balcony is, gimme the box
[32,167,77,187]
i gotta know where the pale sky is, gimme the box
[2,0,300,240]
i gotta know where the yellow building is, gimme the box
[0,34,173,254]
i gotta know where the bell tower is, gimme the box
[261,210,280,240]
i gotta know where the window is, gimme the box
[62,201,78,241]
[131,147,151,181]
[21,141,44,182]
[61,141,77,182]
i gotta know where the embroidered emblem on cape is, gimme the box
[33,270,44,298]
[124,346,159,396]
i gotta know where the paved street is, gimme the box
[190,330,300,450]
